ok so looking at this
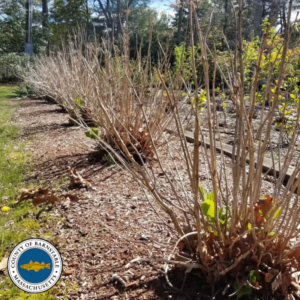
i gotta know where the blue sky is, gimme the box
[149,0,175,14]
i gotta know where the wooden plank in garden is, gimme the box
[183,131,296,184]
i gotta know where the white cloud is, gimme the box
[275,9,300,32]
[149,0,176,17]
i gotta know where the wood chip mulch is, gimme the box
[13,98,215,300]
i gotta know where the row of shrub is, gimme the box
[19,36,177,163]
[18,2,300,298]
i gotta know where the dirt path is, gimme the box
[14,98,210,300]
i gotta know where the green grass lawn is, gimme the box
[0,85,57,300]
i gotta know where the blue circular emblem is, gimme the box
[8,238,63,293]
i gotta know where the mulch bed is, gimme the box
[12,98,287,300]
[13,98,213,300]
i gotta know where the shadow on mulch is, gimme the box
[12,98,54,106]
[102,271,228,300]
[154,271,286,300]
[91,263,288,300]
[20,108,67,117]
[27,150,113,183]
[20,122,74,139]
[144,271,286,300]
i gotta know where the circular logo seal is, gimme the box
[7,238,63,293]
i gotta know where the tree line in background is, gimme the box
[0,0,299,80]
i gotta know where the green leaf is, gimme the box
[91,128,99,135]
[202,199,215,219]
[290,94,296,99]
[219,219,226,225]
[218,206,226,224]
[199,185,208,200]
[85,128,99,140]
[273,207,281,220]
[233,282,253,298]
[249,270,260,283]
[76,98,84,106]
[248,223,252,230]
[207,191,214,201]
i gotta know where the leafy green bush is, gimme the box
[0,53,31,82]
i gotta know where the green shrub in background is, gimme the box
[0,53,31,82]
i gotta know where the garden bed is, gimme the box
[8,95,291,300]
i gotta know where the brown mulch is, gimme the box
[14,98,217,300]
[12,98,286,300]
